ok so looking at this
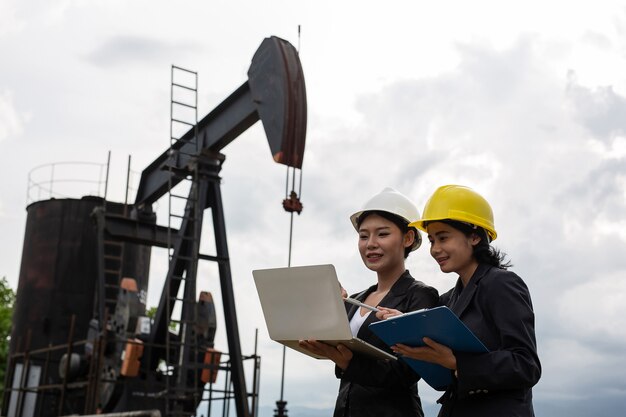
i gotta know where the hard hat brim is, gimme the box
[409,218,497,242]
[352,210,423,251]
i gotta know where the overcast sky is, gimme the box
[2,1,626,416]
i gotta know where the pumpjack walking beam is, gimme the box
[134,36,306,209]
[131,36,306,417]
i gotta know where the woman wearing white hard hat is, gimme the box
[377,185,541,417]
[299,187,439,417]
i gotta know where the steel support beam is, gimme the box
[134,85,258,208]
[207,177,250,417]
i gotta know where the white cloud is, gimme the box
[0,0,80,35]
[566,71,626,141]
[85,35,202,68]
[558,275,626,344]
[539,337,614,398]
[0,90,26,142]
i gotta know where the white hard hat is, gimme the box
[349,187,422,251]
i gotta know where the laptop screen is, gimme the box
[253,264,353,341]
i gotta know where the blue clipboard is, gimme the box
[369,306,488,391]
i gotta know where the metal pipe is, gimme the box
[62,410,162,417]
[36,343,52,417]
[125,154,132,213]
[58,314,76,415]
[251,328,260,417]
[104,150,111,204]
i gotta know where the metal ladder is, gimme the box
[102,239,124,314]
[165,65,202,416]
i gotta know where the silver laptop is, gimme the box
[252,264,396,360]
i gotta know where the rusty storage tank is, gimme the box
[5,196,153,415]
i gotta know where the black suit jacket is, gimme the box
[437,264,541,417]
[333,271,439,417]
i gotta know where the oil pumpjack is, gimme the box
[3,36,306,417]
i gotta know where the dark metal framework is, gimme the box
[2,313,260,417]
[2,36,306,417]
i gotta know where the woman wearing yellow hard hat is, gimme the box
[378,185,541,417]
[299,187,439,417]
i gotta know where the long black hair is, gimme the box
[438,219,512,269]
[356,210,416,259]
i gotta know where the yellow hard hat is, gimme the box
[409,185,497,241]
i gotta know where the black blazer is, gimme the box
[333,271,439,417]
[437,264,541,417]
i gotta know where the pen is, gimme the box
[344,297,380,313]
